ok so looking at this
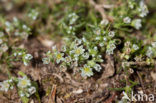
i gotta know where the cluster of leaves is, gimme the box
[41,1,156,102]
[0,0,155,102]
[0,16,35,67]
[112,0,149,30]
[0,71,39,103]
[0,39,35,102]
[42,0,155,80]
[0,32,8,53]
[0,14,34,67]
[0,17,31,40]
[43,22,119,78]
[12,48,33,66]
[0,4,39,102]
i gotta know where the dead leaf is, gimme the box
[151,72,156,81]
[101,55,115,78]
[37,36,54,48]
[72,88,83,94]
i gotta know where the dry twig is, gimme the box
[48,85,57,103]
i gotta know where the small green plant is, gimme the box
[28,9,39,21]
[0,71,38,103]
[12,48,33,66]
[0,0,155,102]
[0,8,39,103]
[2,17,31,39]
[42,0,153,79]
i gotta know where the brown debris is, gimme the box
[101,55,115,79]
[48,85,57,103]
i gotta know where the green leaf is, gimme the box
[18,71,27,77]
[32,81,41,103]
[21,96,29,103]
